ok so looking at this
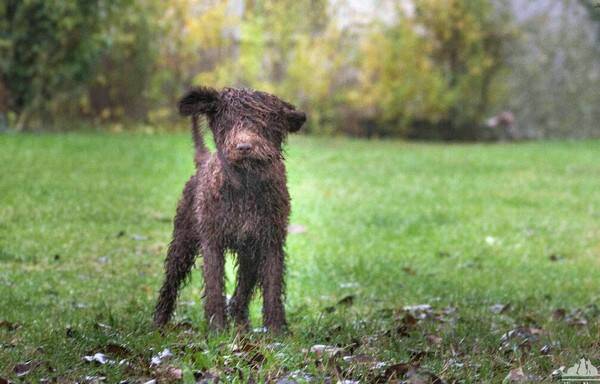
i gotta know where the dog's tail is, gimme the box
[179,87,220,166]
[190,114,209,166]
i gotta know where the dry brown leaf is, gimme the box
[0,320,19,331]
[14,360,43,377]
[162,366,183,380]
[490,303,511,314]
[426,334,443,346]
[382,362,414,381]
[337,295,355,306]
[551,308,566,320]
[104,343,132,358]
[503,367,529,383]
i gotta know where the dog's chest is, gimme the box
[203,182,289,242]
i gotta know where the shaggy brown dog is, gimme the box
[153,87,306,331]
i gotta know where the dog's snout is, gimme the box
[236,143,253,152]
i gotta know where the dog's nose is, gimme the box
[236,143,252,152]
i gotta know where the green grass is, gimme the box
[1,133,600,383]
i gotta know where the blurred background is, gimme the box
[0,0,599,140]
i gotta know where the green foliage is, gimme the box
[84,0,162,123]
[355,0,513,136]
[2,0,597,138]
[0,0,119,129]
[194,0,343,134]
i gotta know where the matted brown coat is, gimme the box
[153,86,306,332]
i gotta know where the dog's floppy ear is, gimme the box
[285,110,306,133]
[178,87,220,116]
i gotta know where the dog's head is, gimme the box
[179,87,306,169]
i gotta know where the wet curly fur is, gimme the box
[153,86,306,332]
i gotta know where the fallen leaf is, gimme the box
[342,354,375,364]
[309,344,344,357]
[337,295,355,306]
[539,345,552,355]
[83,376,106,383]
[150,348,173,367]
[160,366,183,380]
[551,367,565,379]
[427,372,446,384]
[551,308,566,320]
[248,351,265,368]
[426,334,443,346]
[500,326,544,344]
[94,323,112,331]
[397,312,419,337]
[403,304,433,319]
[490,303,511,314]
[66,326,76,338]
[402,266,417,275]
[83,353,113,365]
[565,310,588,327]
[13,360,43,377]
[194,370,220,384]
[378,362,413,382]
[548,254,563,262]
[232,341,260,354]
[0,320,19,331]
[409,349,434,363]
[276,370,314,384]
[503,367,528,383]
[104,343,132,358]
[446,358,464,369]
[567,317,588,326]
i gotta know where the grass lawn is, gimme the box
[1,133,600,383]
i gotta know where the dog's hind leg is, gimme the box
[153,178,199,327]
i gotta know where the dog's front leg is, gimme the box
[202,242,226,330]
[229,246,259,330]
[261,244,287,332]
